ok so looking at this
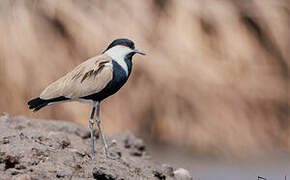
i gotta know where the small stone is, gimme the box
[56,173,65,178]
[1,137,9,144]
[60,138,70,149]
[15,164,26,170]
[19,132,26,140]
[123,131,136,148]
[111,139,117,145]
[70,149,86,157]
[162,164,174,177]
[31,148,45,157]
[75,128,88,138]
[173,168,192,180]
[153,170,166,180]
[130,151,143,157]
[47,132,71,149]
[116,151,122,158]
[134,139,146,152]
[124,132,146,152]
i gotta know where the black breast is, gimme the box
[81,60,131,102]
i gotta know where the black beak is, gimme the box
[133,49,146,55]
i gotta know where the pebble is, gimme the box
[162,164,174,177]
[1,137,9,144]
[173,168,192,180]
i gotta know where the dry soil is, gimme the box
[0,114,192,180]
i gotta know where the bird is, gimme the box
[27,38,145,159]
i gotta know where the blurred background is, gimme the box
[0,0,289,179]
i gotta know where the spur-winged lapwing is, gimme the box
[27,38,145,159]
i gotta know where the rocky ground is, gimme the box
[0,114,192,180]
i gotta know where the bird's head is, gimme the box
[103,39,146,59]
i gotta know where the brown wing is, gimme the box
[40,54,113,100]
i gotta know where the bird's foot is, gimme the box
[90,151,95,159]
[106,139,120,159]
[106,152,120,160]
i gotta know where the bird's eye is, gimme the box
[121,42,127,47]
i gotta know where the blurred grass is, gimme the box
[0,0,289,158]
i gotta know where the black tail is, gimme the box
[27,96,69,112]
[27,97,48,111]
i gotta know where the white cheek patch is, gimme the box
[104,45,133,75]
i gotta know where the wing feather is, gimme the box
[40,54,113,99]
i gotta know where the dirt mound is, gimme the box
[0,114,192,180]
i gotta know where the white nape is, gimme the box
[104,45,133,75]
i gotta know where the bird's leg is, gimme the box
[89,101,97,159]
[95,101,119,159]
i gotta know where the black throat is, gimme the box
[124,53,134,77]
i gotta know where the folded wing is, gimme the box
[40,54,113,100]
